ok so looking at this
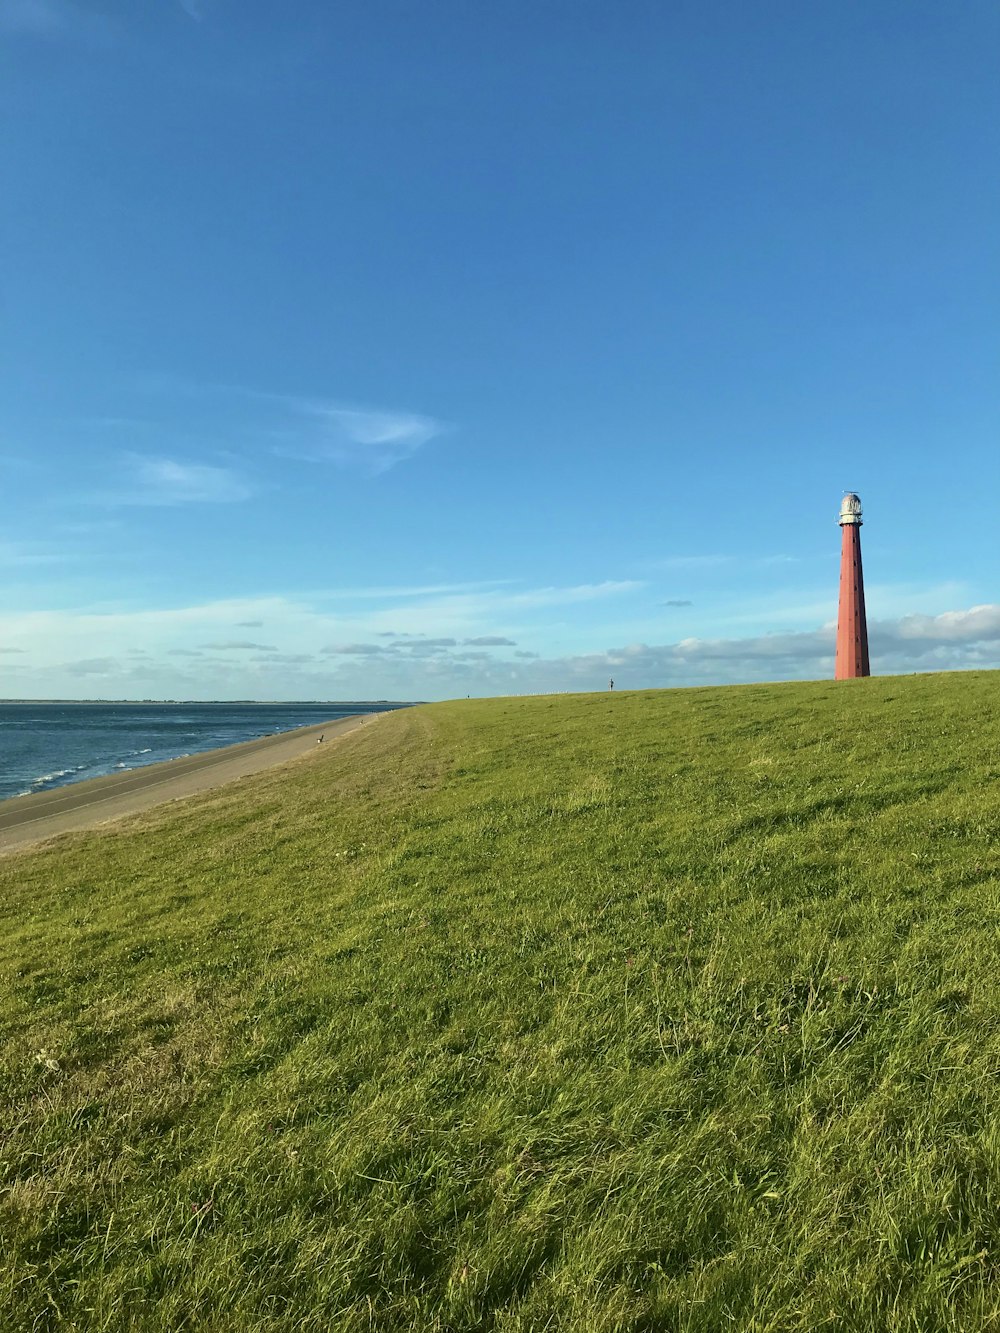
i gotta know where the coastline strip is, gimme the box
[0,715,372,855]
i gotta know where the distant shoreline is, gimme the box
[0,698,417,705]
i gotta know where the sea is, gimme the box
[0,701,411,803]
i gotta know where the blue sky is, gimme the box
[2,0,998,700]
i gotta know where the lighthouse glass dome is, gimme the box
[839,493,863,525]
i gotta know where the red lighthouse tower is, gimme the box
[835,492,870,679]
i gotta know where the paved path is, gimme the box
[0,714,372,855]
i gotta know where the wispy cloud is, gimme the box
[645,554,798,573]
[465,635,516,646]
[199,640,277,651]
[716,580,969,634]
[653,555,731,571]
[76,381,447,488]
[110,455,253,506]
[0,539,65,567]
[140,379,447,475]
[320,580,511,601]
[494,580,642,612]
[0,0,114,42]
[269,399,446,475]
[177,0,202,19]
[310,579,644,646]
[661,599,693,608]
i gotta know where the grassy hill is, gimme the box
[4,673,1000,1332]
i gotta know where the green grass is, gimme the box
[4,673,1000,1331]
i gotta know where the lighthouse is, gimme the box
[835,492,870,679]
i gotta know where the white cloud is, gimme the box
[69,382,447,490]
[527,603,1000,688]
[0,580,639,695]
[308,579,644,643]
[114,455,253,505]
[320,580,511,601]
[7,582,999,702]
[503,581,642,609]
[162,382,447,474]
[888,605,1000,644]
[271,400,446,474]
[388,581,640,621]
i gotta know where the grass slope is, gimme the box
[4,674,1000,1331]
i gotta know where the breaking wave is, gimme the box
[21,764,90,795]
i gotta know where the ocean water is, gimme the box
[0,701,411,802]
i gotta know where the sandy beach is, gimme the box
[0,713,372,855]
